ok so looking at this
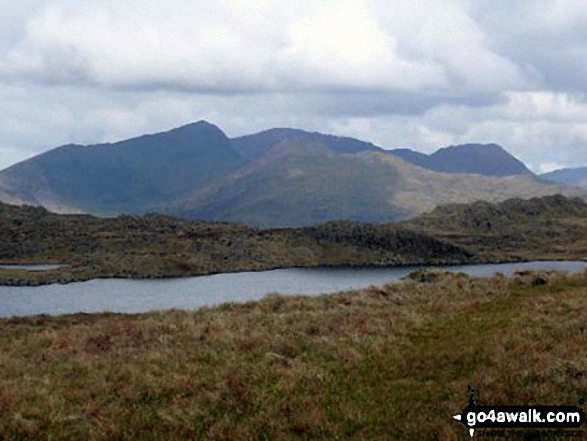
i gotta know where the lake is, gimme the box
[0,261,585,318]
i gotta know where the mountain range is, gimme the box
[0,121,582,227]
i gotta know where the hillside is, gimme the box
[233,129,533,177]
[0,200,469,286]
[541,167,587,189]
[1,195,587,286]
[2,270,587,439]
[405,194,587,261]
[157,139,578,227]
[232,127,382,160]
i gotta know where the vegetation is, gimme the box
[0,201,470,286]
[1,194,587,286]
[406,194,587,261]
[1,269,587,439]
[158,142,576,227]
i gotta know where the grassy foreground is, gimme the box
[1,270,587,440]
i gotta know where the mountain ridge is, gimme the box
[0,121,581,227]
[153,137,579,227]
[0,121,246,214]
[390,143,532,176]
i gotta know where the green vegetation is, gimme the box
[406,194,587,261]
[1,269,587,439]
[0,201,470,286]
[1,194,587,286]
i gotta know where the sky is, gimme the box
[0,0,586,173]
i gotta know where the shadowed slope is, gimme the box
[0,121,245,215]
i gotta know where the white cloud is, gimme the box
[0,0,586,173]
[0,0,528,96]
[275,0,447,91]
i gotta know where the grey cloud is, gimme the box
[471,1,587,93]
[295,90,506,118]
[0,0,586,173]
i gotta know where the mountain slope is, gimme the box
[234,130,531,178]
[0,121,245,214]
[156,139,575,227]
[540,167,587,189]
[156,141,412,227]
[390,143,533,176]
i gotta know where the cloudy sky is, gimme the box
[1,0,586,172]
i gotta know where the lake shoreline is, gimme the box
[2,260,586,319]
[1,270,586,439]
[1,255,581,287]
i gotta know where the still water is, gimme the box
[0,261,585,318]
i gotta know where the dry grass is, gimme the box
[1,270,587,440]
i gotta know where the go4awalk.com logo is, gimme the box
[453,387,585,438]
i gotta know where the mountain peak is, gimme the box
[231,127,382,160]
[434,143,511,157]
[390,143,532,177]
[185,120,218,128]
[166,120,224,136]
[437,142,503,152]
[429,143,532,176]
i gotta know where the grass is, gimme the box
[1,269,587,439]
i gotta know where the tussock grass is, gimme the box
[1,270,587,439]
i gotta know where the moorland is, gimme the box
[1,269,587,439]
[1,194,587,286]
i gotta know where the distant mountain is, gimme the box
[390,143,533,177]
[540,167,587,189]
[235,130,532,177]
[0,122,579,227]
[0,121,245,214]
[232,128,382,160]
[156,139,575,227]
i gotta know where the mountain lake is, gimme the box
[0,261,585,318]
